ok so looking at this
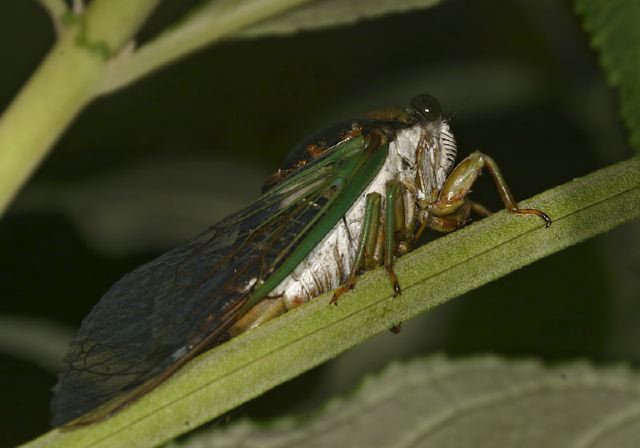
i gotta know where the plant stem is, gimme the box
[24,157,640,448]
[37,0,69,35]
[98,0,311,95]
[0,0,159,216]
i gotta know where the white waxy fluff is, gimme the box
[270,123,451,307]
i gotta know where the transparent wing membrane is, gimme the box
[51,134,388,425]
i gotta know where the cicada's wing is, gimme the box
[51,133,389,426]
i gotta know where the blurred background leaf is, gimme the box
[172,356,640,448]
[229,0,442,39]
[0,0,638,446]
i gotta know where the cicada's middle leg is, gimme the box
[381,180,413,332]
[383,180,409,297]
[331,180,415,305]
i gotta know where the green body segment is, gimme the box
[240,133,390,316]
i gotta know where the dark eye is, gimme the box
[410,94,442,122]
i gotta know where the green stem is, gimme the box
[37,0,69,35]
[24,157,640,448]
[98,0,311,95]
[0,0,159,216]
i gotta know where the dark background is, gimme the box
[1,0,638,445]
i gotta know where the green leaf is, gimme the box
[575,0,640,152]
[23,157,639,448]
[230,0,442,39]
[177,356,640,448]
[99,0,442,94]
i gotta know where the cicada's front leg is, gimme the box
[427,200,472,233]
[426,151,551,231]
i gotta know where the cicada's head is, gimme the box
[392,94,457,202]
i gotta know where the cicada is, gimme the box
[51,94,550,426]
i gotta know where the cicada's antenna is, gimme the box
[448,94,472,122]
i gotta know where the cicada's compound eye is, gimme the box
[410,94,442,122]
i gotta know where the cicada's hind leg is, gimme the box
[331,192,382,305]
[428,151,551,230]
[228,297,287,337]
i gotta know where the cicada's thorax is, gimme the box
[270,119,457,308]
